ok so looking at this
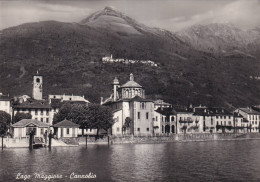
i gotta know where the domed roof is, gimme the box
[121,81,142,88]
[120,73,142,88]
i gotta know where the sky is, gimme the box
[0,0,260,32]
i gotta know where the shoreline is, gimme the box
[2,136,260,148]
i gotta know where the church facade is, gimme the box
[102,74,154,136]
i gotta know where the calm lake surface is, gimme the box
[1,140,260,182]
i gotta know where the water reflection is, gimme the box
[1,141,260,181]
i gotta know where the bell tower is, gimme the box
[113,77,120,101]
[32,71,43,100]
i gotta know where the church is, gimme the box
[102,74,154,136]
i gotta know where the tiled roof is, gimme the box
[155,108,176,116]
[174,108,193,113]
[121,81,142,88]
[194,107,232,116]
[53,119,79,128]
[126,96,153,102]
[12,119,49,127]
[238,108,260,115]
[12,99,51,109]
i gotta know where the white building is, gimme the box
[0,93,11,115]
[235,107,260,133]
[103,74,154,136]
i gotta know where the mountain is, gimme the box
[176,23,260,57]
[0,7,259,108]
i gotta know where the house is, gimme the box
[0,93,11,115]
[53,119,79,138]
[235,107,260,133]
[154,108,176,134]
[103,74,154,136]
[174,107,198,134]
[154,99,172,110]
[193,107,233,133]
[11,119,49,138]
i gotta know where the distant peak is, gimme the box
[104,6,116,11]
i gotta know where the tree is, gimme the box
[0,111,11,149]
[86,104,114,138]
[123,117,132,134]
[53,103,90,136]
[53,103,73,125]
[13,112,32,124]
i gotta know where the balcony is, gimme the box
[179,120,193,124]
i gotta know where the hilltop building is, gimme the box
[102,74,154,136]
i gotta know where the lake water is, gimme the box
[1,140,260,182]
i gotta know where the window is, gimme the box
[41,118,43,122]
[36,78,40,83]
[138,112,140,119]
[137,128,140,132]
[117,127,120,132]
[229,116,231,119]
[147,128,149,131]
[224,121,226,125]
[67,128,70,134]
[224,116,226,119]
[156,116,158,121]
[46,110,49,116]
[35,109,38,115]
[41,129,44,134]
[211,120,213,125]
[41,109,43,115]
[171,116,174,121]
[46,118,49,123]
[54,108,56,112]
[220,116,222,119]
[146,112,149,119]
[228,121,231,125]
[140,102,146,109]
[216,116,219,119]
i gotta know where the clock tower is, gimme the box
[32,71,43,100]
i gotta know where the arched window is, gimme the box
[36,78,40,83]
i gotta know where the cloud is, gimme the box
[165,0,260,31]
[0,1,91,30]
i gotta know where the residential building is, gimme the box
[154,99,172,110]
[154,108,176,134]
[235,107,260,133]
[0,93,11,115]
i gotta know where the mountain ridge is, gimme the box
[0,7,259,108]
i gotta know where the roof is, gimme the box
[234,112,243,118]
[53,119,79,128]
[50,99,88,109]
[12,99,51,109]
[124,96,153,102]
[154,99,171,106]
[174,107,193,113]
[120,80,142,88]
[194,107,232,116]
[12,119,49,128]
[238,108,260,115]
[155,108,176,116]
